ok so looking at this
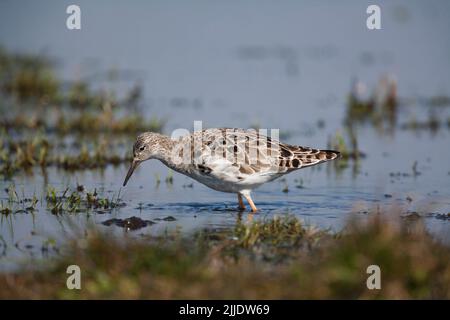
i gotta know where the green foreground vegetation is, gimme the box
[1,212,449,299]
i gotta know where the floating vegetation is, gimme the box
[1,212,449,299]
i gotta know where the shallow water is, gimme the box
[1,0,450,270]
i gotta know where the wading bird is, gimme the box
[123,129,339,212]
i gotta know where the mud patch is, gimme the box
[102,216,156,230]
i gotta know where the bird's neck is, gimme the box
[152,134,176,163]
[153,135,190,173]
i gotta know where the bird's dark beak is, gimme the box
[123,159,141,186]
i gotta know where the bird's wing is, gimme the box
[175,128,339,180]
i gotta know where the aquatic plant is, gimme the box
[54,110,165,134]
[0,48,165,140]
[154,173,161,187]
[401,112,442,133]
[345,76,398,132]
[0,47,60,103]
[0,48,136,110]
[327,129,364,162]
[165,170,174,185]
[45,186,124,215]
[0,184,38,215]
[0,48,165,180]
[0,134,133,176]
[0,109,165,135]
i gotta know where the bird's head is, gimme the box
[123,132,169,186]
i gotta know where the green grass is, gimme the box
[45,185,124,215]
[1,211,449,299]
[0,184,123,216]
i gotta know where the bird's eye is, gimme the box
[139,146,145,151]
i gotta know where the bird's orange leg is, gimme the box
[242,193,258,213]
[237,194,246,210]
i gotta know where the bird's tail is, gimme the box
[318,149,341,161]
[296,149,340,168]
[279,143,340,169]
